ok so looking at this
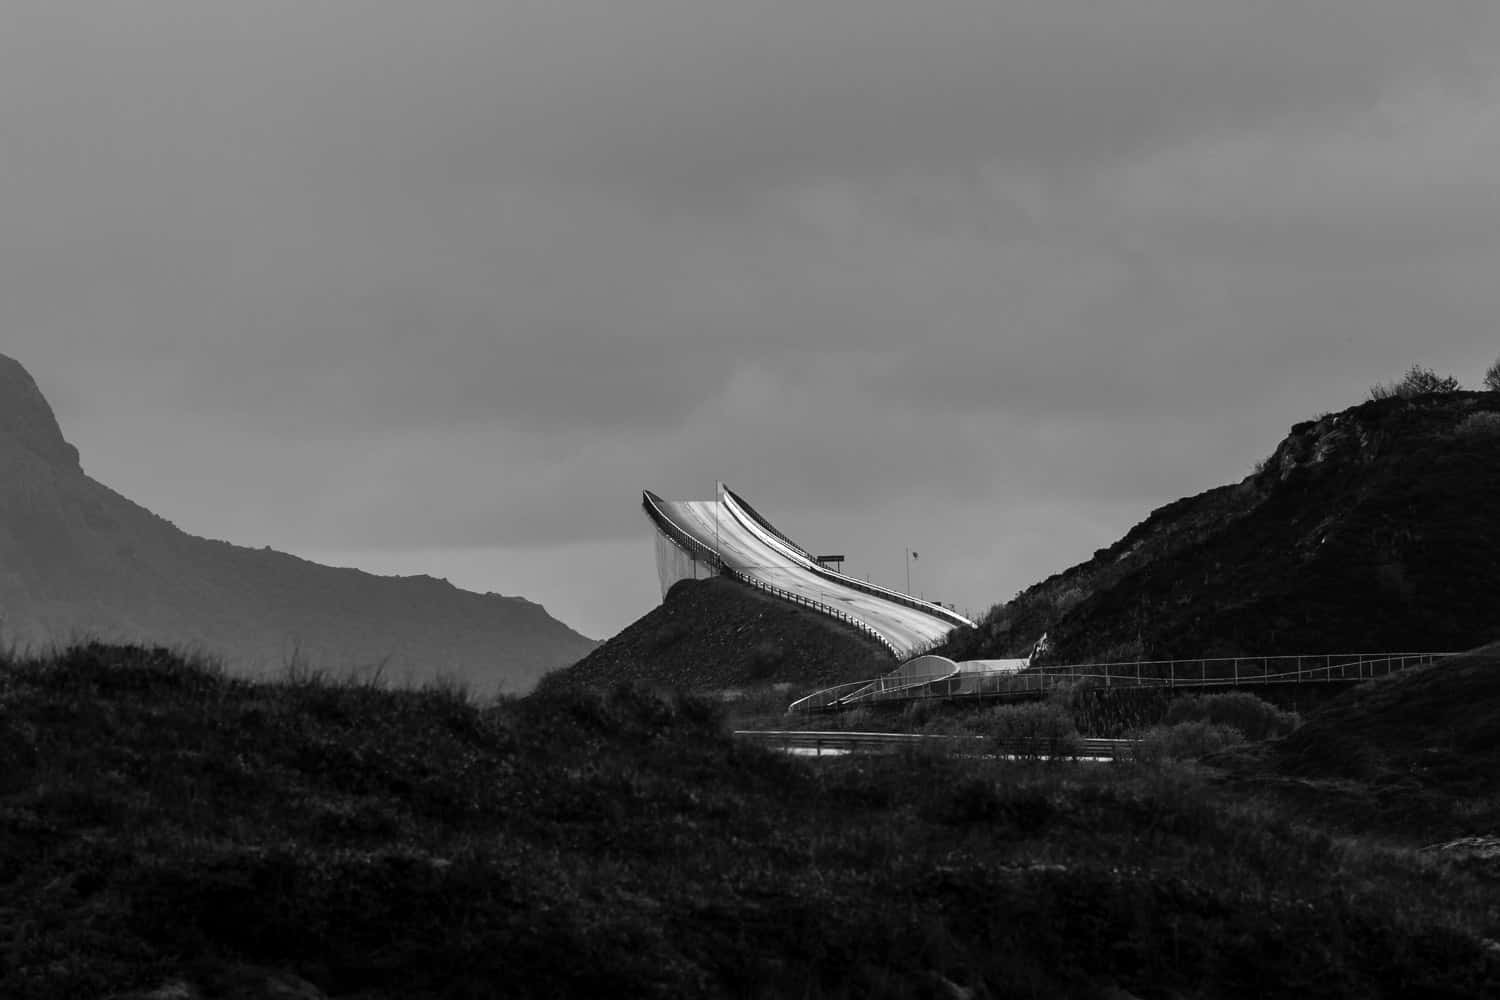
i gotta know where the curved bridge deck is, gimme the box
[644,485,971,657]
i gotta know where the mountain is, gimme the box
[942,391,1500,665]
[538,575,893,695]
[0,354,596,691]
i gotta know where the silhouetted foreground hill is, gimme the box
[944,392,1500,665]
[3,643,1496,998]
[1224,642,1500,841]
[0,355,594,692]
[538,576,894,695]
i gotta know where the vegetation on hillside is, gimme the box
[2,643,1497,998]
[1367,363,1462,400]
[539,576,894,696]
[1226,642,1500,840]
[941,392,1500,665]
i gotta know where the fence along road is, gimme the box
[644,486,970,657]
[787,651,1456,712]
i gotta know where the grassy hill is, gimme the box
[942,392,1500,665]
[1225,641,1500,841]
[2,642,1497,998]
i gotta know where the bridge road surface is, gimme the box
[654,497,961,656]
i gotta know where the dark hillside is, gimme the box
[538,575,894,694]
[943,392,1500,664]
[3,643,1497,998]
[1227,642,1500,839]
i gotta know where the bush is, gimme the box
[1132,721,1245,764]
[1368,364,1462,401]
[983,702,1081,759]
[1485,355,1500,392]
[1162,691,1299,741]
[928,777,1055,830]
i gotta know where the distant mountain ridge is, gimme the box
[942,392,1500,664]
[0,354,596,691]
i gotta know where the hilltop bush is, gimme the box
[1368,364,1462,400]
[1485,355,1500,392]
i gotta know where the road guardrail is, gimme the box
[734,729,1137,759]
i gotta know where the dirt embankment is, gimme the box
[537,576,895,694]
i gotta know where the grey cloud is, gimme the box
[4,1,1499,636]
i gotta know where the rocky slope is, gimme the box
[0,355,595,692]
[538,576,894,694]
[942,392,1500,664]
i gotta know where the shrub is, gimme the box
[928,777,1055,830]
[1132,721,1245,764]
[901,699,938,730]
[1162,691,1299,741]
[745,639,786,679]
[983,702,1081,759]
[1485,355,1500,392]
[1368,364,1462,401]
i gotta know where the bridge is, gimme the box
[788,651,1455,713]
[643,484,972,657]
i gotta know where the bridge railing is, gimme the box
[720,487,973,630]
[789,651,1456,712]
[787,664,963,713]
[727,571,901,659]
[642,490,724,572]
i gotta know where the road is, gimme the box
[651,491,968,656]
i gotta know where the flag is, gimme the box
[911,551,919,560]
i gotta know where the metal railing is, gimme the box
[720,487,974,630]
[788,651,1455,713]
[734,729,1138,760]
[727,571,900,658]
[721,485,817,561]
[789,662,964,712]
[642,490,725,572]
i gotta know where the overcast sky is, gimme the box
[5,1,1498,638]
